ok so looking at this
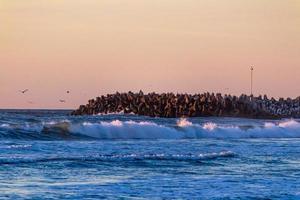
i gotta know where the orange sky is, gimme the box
[0,0,300,109]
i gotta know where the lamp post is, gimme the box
[250,66,254,96]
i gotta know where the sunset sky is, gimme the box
[0,0,300,109]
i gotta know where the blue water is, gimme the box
[1,110,300,199]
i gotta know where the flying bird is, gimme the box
[66,91,70,94]
[19,89,29,94]
[59,99,66,103]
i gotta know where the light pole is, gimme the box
[250,66,254,96]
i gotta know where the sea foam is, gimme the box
[68,119,300,139]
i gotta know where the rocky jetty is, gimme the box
[72,91,300,119]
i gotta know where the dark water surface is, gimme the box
[0,110,300,199]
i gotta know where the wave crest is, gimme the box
[1,119,300,140]
[69,119,300,139]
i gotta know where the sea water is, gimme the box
[0,110,300,199]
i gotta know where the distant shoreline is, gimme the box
[72,91,300,119]
[0,109,73,111]
[0,109,73,115]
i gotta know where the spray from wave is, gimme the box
[1,118,300,140]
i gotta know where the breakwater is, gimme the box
[72,91,300,119]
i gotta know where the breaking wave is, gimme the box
[1,118,300,140]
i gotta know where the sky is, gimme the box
[0,0,300,109]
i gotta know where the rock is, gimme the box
[71,91,300,119]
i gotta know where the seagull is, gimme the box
[19,89,29,94]
[59,99,66,103]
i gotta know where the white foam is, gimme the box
[43,120,70,126]
[95,151,235,160]
[0,124,10,128]
[177,118,193,127]
[68,119,300,139]
[72,120,180,139]
[100,120,123,127]
[6,144,32,149]
[198,151,235,159]
[96,111,136,116]
[278,119,299,128]
[203,122,218,131]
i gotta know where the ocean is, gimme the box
[0,109,300,199]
